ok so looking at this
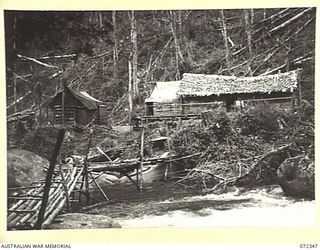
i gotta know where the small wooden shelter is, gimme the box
[45,86,108,126]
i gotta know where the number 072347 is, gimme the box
[300,244,318,248]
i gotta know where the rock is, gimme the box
[95,173,120,185]
[235,145,293,187]
[277,155,315,199]
[7,149,48,188]
[44,213,121,229]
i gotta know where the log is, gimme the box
[96,147,112,162]
[6,91,32,109]
[17,54,59,69]
[42,168,83,226]
[270,8,313,34]
[37,54,77,60]
[8,209,37,214]
[27,168,80,227]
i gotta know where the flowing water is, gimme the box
[86,182,315,228]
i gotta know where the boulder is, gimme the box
[277,155,315,199]
[7,149,48,188]
[44,213,121,229]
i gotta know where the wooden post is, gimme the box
[59,161,71,213]
[297,69,302,105]
[35,129,65,229]
[88,172,109,202]
[83,128,93,205]
[138,126,145,190]
[164,125,172,181]
[61,85,65,126]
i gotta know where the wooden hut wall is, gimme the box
[47,90,98,125]
[51,106,77,125]
[181,96,223,114]
[234,92,295,110]
[152,102,181,116]
[98,105,109,124]
[181,91,295,114]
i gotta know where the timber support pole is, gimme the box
[138,125,145,191]
[35,129,65,229]
[83,128,93,205]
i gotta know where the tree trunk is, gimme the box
[13,16,17,113]
[130,11,138,99]
[98,11,103,29]
[263,8,267,20]
[244,9,253,75]
[128,60,133,124]
[169,10,183,80]
[220,10,231,75]
[112,11,119,83]
[250,9,254,24]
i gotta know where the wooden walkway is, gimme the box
[7,166,83,230]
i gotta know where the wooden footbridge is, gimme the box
[7,166,83,230]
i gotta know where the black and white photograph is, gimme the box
[4,7,315,231]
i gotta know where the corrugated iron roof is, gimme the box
[178,70,298,97]
[145,81,181,103]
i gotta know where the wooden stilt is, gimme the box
[35,129,65,230]
[83,128,93,205]
[164,125,172,181]
[297,69,302,105]
[138,126,145,191]
[88,172,109,202]
[124,174,140,189]
[58,162,71,212]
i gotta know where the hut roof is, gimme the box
[178,70,298,97]
[145,81,181,103]
[46,86,105,110]
[71,89,104,110]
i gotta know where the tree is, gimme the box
[220,10,231,75]
[130,10,138,99]
[244,9,253,76]
[112,11,119,83]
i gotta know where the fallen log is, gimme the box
[270,8,313,34]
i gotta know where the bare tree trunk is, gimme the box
[130,11,138,99]
[128,60,133,124]
[13,16,17,113]
[177,10,183,39]
[169,10,183,79]
[263,8,267,19]
[13,69,17,113]
[98,11,103,29]
[112,11,119,83]
[250,9,255,24]
[220,10,231,75]
[244,9,253,76]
